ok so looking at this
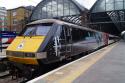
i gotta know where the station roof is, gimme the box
[89,0,125,35]
[29,0,88,25]
[91,0,125,13]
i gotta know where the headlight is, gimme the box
[35,52,47,59]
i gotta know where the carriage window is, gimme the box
[88,31,95,37]
[72,28,89,42]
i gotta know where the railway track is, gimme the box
[0,75,27,83]
[0,71,10,78]
[0,55,26,83]
[0,70,29,83]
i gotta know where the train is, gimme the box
[6,19,119,79]
[0,31,16,48]
[0,31,16,44]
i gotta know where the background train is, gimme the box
[0,31,16,48]
[6,19,119,79]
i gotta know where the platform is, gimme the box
[27,41,125,83]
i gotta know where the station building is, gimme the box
[7,6,34,32]
[0,7,7,31]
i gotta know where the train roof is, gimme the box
[27,19,102,33]
[27,19,65,25]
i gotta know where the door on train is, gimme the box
[54,25,72,60]
[63,25,72,59]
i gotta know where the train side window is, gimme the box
[88,31,94,37]
[60,25,72,43]
[58,25,67,44]
[60,26,65,37]
[72,28,89,42]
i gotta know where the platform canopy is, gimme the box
[30,0,87,25]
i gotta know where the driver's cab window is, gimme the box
[23,27,36,36]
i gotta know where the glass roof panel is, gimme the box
[30,0,81,21]
[91,0,124,13]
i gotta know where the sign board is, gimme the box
[0,31,17,38]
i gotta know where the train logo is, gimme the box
[17,40,25,49]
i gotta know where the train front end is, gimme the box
[6,23,52,66]
[6,36,45,65]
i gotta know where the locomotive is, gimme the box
[6,19,118,78]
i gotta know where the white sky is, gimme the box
[0,0,97,9]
